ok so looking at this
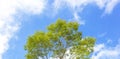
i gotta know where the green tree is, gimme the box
[24,19,96,59]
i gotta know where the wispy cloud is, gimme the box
[52,0,91,25]
[0,0,46,59]
[98,32,107,38]
[73,12,85,25]
[92,39,120,59]
[94,0,108,9]
[52,0,119,24]
[94,0,120,15]
[104,0,120,14]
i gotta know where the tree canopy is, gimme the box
[24,19,96,59]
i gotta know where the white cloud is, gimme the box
[93,44,105,53]
[52,0,120,23]
[64,0,120,14]
[104,0,120,14]
[91,39,120,59]
[65,0,92,10]
[53,0,92,25]
[0,0,46,59]
[94,0,108,9]
[52,0,65,11]
[93,0,120,14]
[73,12,85,25]
[17,0,46,14]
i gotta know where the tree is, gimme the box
[24,19,96,59]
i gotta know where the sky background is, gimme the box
[0,0,120,59]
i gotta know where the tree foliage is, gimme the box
[24,19,96,59]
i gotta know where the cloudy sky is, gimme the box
[0,0,120,59]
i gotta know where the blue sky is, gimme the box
[0,0,120,59]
